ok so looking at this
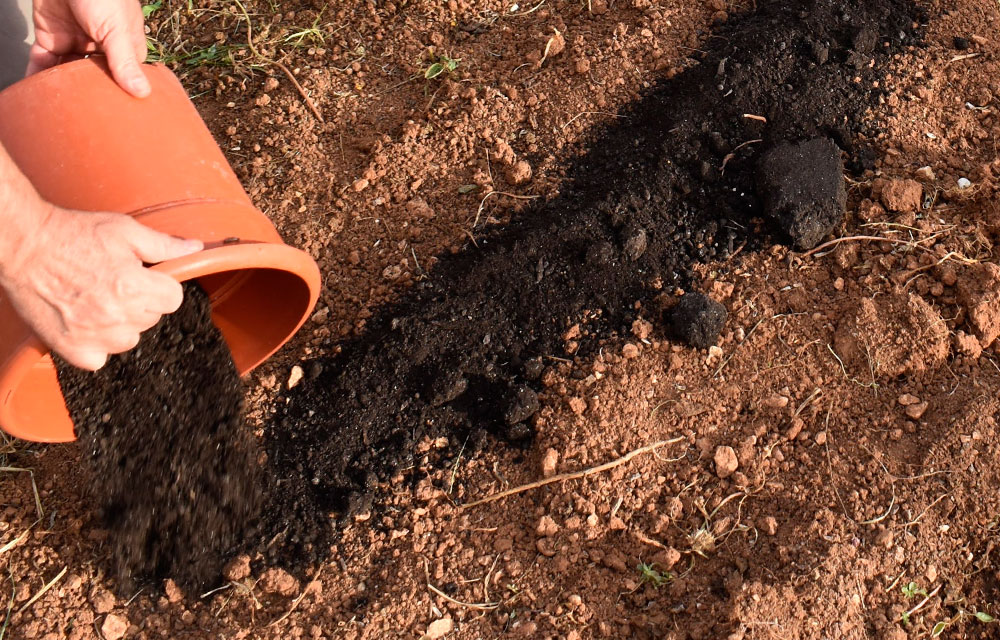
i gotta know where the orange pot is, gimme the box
[0,58,321,443]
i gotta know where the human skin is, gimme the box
[0,0,202,370]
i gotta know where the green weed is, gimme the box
[637,563,672,588]
[425,55,460,79]
[902,582,928,600]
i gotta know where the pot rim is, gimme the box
[0,242,321,443]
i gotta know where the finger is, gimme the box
[57,347,109,372]
[133,269,185,315]
[101,24,151,97]
[105,331,142,355]
[133,27,148,64]
[25,45,61,76]
[124,220,203,264]
[130,310,164,332]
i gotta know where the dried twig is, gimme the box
[0,467,42,521]
[473,191,540,229]
[802,235,938,258]
[902,584,942,620]
[949,52,982,63]
[720,138,762,174]
[460,438,683,509]
[268,566,323,627]
[233,0,324,123]
[427,581,499,611]
[0,528,30,555]
[16,567,66,615]
[274,61,325,123]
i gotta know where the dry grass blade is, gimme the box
[0,528,30,555]
[800,233,973,260]
[0,566,14,640]
[427,581,499,611]
[232,0,324,123]
[460,437,684,509]
[16,567,66,615]
[269,566,324,627]
[0,467,43,521]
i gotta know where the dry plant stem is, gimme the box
[233,0,325,123]
[902,584,942,620]
[460,438,684,510]
[427,581,499,611]
[800,234,968,259]
[16,567,66,615]
[269,566,324,627]
[274,62,326,124]
[0,528,29,555]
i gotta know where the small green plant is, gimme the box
[141,0,162,18]
[926,607,996,636]
[902,582,928,600]
[637,563,672,588]
[284,10,328,48]
[425,55,460,79]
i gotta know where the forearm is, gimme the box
[0,143,51,283]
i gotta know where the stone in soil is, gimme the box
[55,283,261,591]
[756,138,847,250]
[668,293,728,349]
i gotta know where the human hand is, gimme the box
[26,0,150,97]
[0,206,203,370]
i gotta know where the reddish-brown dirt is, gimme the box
[3,0,1000,639]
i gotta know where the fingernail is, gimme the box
[128,72,152,98]
[184,239,204,253]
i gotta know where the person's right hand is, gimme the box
[26,0,150,97]
[0,206,203,370]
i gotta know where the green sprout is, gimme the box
[425,55,460,79]
[637,563,672,588]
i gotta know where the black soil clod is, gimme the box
[55,283,260,591]
[505,386,540,425]
[668,293,729,350]
[757,138,848,250]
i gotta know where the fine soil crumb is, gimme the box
[668,293,728,349]
[55,283,261,591]
[757,137,847,250]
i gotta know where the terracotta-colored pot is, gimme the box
[0,57,321,443]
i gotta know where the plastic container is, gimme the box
[0,57,321,442]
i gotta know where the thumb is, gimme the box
[102,24,151,98]
[58,347,109,372]
[126,221,203,264]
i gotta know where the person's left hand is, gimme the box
[26,0,150,97]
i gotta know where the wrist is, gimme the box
[0,146,52,287]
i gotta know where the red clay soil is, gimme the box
[2,0,1000,639]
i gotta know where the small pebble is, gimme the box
[101,614,129,640]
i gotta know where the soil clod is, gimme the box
[668,293,728,349]
[757,138,847,250]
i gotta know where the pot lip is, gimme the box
[0,242,320,443]
[0,56,156,101]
